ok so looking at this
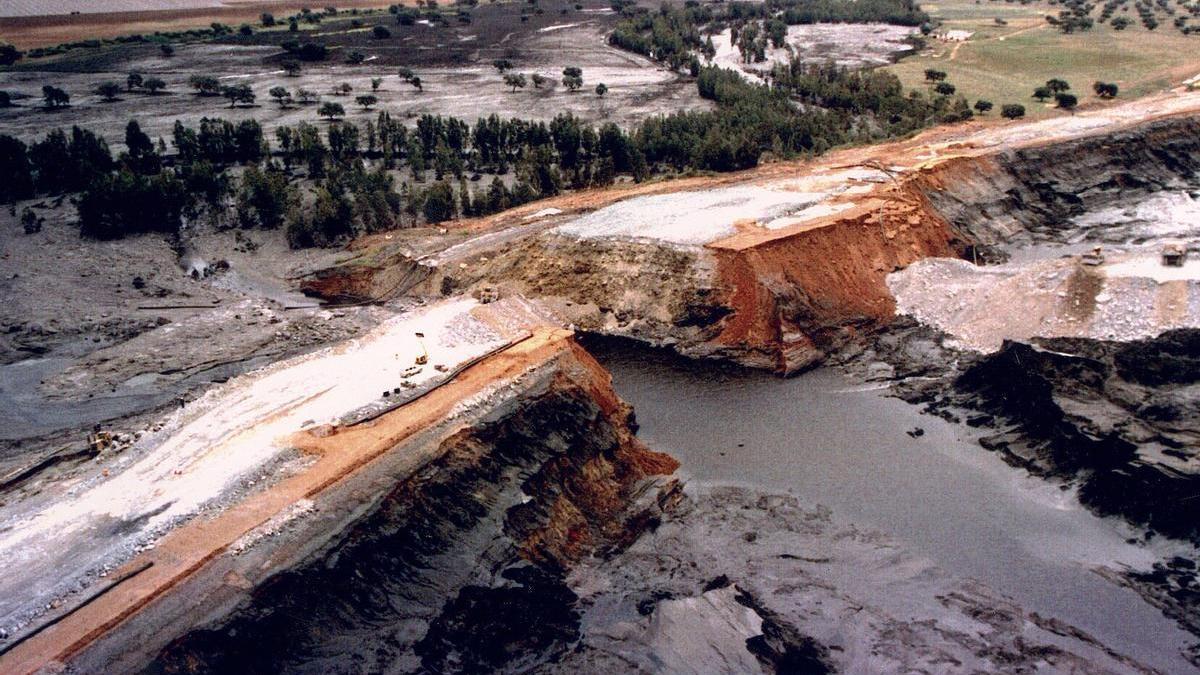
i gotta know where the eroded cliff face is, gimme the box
[298,242,434,303]
[919,115,1200,248]
[145,342,678,674]
[707,194,963,373]
[412,189,963,375]
[297,110,1200,375]
[955,331,1200,541]
[444,235,730,355]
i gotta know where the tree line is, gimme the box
[3,52,984,248]
[608,0,929,71]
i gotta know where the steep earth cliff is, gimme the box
[58,338,679,674]
[298,100,1200,374]
[919,115,1200,248]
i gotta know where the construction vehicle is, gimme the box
[414,331,428,365]
[1162,243,1187,267]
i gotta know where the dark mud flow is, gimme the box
[586,336,1199,673]
[138,334,1200,673]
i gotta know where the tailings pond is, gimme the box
[588,337,1200,673]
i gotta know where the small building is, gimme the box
[1162,243,1188,267]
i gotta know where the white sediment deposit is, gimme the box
[711,23,916,80]
[0,298,524,634]
[554,185,827,246]
[889,252,1200,352]
[552,172,887,246]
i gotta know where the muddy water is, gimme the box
[588,338,1199,673]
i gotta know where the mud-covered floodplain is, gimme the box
[6,0,1200,671]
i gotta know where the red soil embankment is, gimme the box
[707,174,966,373]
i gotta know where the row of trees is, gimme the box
[922,69,1026,118]
[22,55,596,117]
[1040,0,1200,33]
[1030,78,1120,109]
[4,40,1032,247]
[96,74,167,101]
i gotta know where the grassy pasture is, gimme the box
[886,0,1200,119]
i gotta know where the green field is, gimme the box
[885,0,1200,119]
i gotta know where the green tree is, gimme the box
[96,81,122,102]
[221,83,255,107]
[237,166,296,228]
[422,181,456,223]
[1033,86,1051,101]
[0,43,23,66]
[21,208,40,234]
[1001,103,1026,119]
[973,99,993,114]
[42,85,70,108]
[270,86,292,107]
[261,12,276,26]
[934,82,956,96]
[503,72,527,92]
[142,77,166,94]
[78,169,191,239]
[493,58,514,72]
[0,135,34,203]
[356,94,379,109]
[1046,78,1070,93]
[319,101,346,119]
[595,82,608,97]
[283,60,302,76]
[371,77,383,91]
[286,186,353,247]
[923,69,947,83]
[562,66,583,91]
[127,72,143,91]
[373,25,392,38]
[123,123,159,175]
[531,73,548,88]
[190,75,221,95]
[1055,92,1078,110]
